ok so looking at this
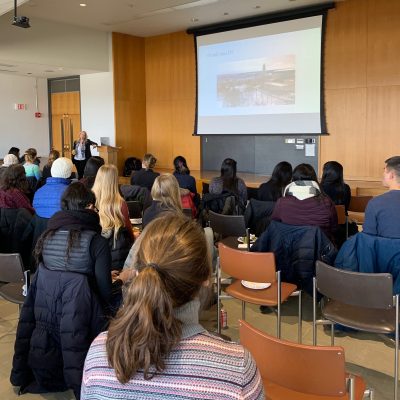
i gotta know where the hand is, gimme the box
[118,268,137,283]
[111,270,120,281]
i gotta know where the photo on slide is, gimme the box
[217,55,296,108]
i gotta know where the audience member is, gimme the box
[173,155,197,194]
[209,158,248,204]
[363,156,400,238]
[72,131,98,179]
[23,148,41,180]
[0,153,19,180]
[81,214,264,400]
[92,165,134,269]
[320,161,351,211]
[130,153,160,190]
[80,156,105,189]
[258,161,292,202]
[142,174,182,228]
[0,164,34,214]
[41,149,60,181]
[33,157,73,218]
[8,147,20,160]
[11,182,111,398]
[271,163,338,241]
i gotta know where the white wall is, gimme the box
[0,73,49,158]
[80,71,115,151]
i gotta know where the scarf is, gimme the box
[48,209,101,233]
[283,180,321,200]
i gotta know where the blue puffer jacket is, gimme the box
[335,232,400,294]
[33,178,70,218]
[251,221,337,294]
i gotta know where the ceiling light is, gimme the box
[224,12,229,15]
[79,3,87,7]
[254,5,261,9]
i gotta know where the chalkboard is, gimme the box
[201,135,319,175]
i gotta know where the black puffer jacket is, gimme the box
[251,221,337,294]
[0,208,33,266]
[10,264,107,399]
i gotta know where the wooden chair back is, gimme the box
[335,205,346,225]
[348,196,372,212]
[239,320,348,397]
[218,242,276,283]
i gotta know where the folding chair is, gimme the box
[240,320,373,399]
[218,243,301,341]
[0,253,30,310]
[313,260,398,399]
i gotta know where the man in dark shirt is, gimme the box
[363,156,400,238]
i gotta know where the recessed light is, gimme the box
[254,5,261,9]
[224,12,229,16]
[27,72,32,75]
[79,3,87,7]
[191,17,199,22]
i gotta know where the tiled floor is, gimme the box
[0,294,396,399]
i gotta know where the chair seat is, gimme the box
[0,282,25,304]
[322,299,396,334]
[264,373,366,400]
[226,281,297,306]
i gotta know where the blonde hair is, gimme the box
[151,174,182,212]
[106,214,211,383]
[143,153,157,169]
[92,164,125,245]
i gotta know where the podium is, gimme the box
[97,145,119,167]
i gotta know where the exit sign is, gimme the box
[14,103,27,110]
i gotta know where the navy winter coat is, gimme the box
[251,221,337,294]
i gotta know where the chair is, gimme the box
[218,243,301,341]
[208,210,247,238]
[239,320,373,400]
[202,181,209,195]
[0,253,30,309]
[313,260,398,399]
[335,204,348,239]
[126,200,142,219]
[348,195,373,225]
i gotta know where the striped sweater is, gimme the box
[81,301,264,400]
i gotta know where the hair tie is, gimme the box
[147,263,161,273]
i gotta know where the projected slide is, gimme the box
[195,15,324,135]
[217,55,295,108]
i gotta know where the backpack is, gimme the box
[123,157,142,177]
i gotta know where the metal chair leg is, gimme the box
[298,290,302,344]
[277,271,281,338]
[217,257,221,334]
[331,323,335,346]
[313,277,317,345]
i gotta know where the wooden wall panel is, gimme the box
[321,88,367,179]
[112,32,147,173]
[365,86,400,175]
[367,0,400,86]
[145,31,199,170]
[324,0,367,90]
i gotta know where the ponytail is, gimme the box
[106,266,181,383]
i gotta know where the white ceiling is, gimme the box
[0,0,339,78]
[17,0,337,37]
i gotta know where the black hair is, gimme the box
[320,161,345,202]
[8,147,20,158]
[267,161,293,200]
[220,158,238,193]
[385,156,400,179]
[83,156,105,178]
[173,156,190,175]
[61,181,96,211]
[292,163,318,182]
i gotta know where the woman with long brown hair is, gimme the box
[81,214,264,400]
